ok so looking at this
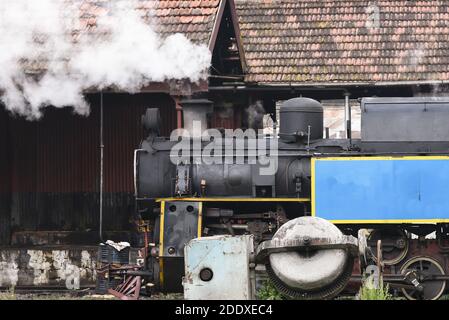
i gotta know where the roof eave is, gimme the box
[247,80,449,87]
[227,0,247,72]
[208,0,226,52]
[208,0,247,73]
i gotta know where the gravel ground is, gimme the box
[1,288,447,300]
[0,289,183,300]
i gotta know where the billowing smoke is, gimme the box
[0,0,211,119]
[245,100,265,130]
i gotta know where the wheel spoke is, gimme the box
[400,256,446,300]
[368,227,408,265]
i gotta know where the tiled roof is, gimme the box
[22,0,222,74]
[235,0,449,85]
[78,0,221,44]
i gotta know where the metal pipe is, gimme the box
[208,86,348,91]
[133,149,146,197]
[99,91,104,242]
[208,75,244,80]
[306,125,311,153]
[173,96,183,129]
[344,93,352,141]
[208,79,449,91]
[207,224,249,230]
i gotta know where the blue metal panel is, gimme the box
[312,157,449,223]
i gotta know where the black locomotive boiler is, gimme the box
[135,97,449,300]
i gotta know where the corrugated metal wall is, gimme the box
[210,105,242,129]
[0,107,11,244]
[0,92,176,245]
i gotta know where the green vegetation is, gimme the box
[358,276,392,300]
[257,280,283,300]
[0,287,16,300]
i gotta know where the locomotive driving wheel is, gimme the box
[400,256,446,300]
[367,227,408,265]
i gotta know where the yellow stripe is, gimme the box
[314,155,449,161]
[311,158,316,217]
[156,197,310,202]
[197,202,203,238]
[330,219,449,224]
[159,201,165,288]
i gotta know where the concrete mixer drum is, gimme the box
[256,216,358,299]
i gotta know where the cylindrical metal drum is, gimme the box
[279,97,323,142]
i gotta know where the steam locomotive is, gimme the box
[134,97,449,300]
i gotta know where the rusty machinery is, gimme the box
[133,97,449,300]
[97,217,449,300]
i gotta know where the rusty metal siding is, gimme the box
[101,93,176,193]
[34,107,99,193]
[1,93,176,244]
[0,107,11,244]
[210,105,239,129]
[0,107,10,193]
[8,93,176,194]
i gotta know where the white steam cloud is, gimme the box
[0,0,212,119]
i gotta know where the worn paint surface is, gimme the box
[0,247,97,288]
[313,156,449,223]
[269,217,348,290]
[0,93,176,246]
[183,235,254,300]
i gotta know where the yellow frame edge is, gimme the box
[331,219,449,224]
[159,201,165,288]
[313,155,449,161]
[198,202,203,238]
[311,158,316,217]
[156,197,310,203]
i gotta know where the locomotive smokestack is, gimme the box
[180,99,213,137]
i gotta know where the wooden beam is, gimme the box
[227,0,247,72]
[208,0,227,53]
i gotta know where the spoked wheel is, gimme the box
[400,256,446,300]
[367,228,408,265]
